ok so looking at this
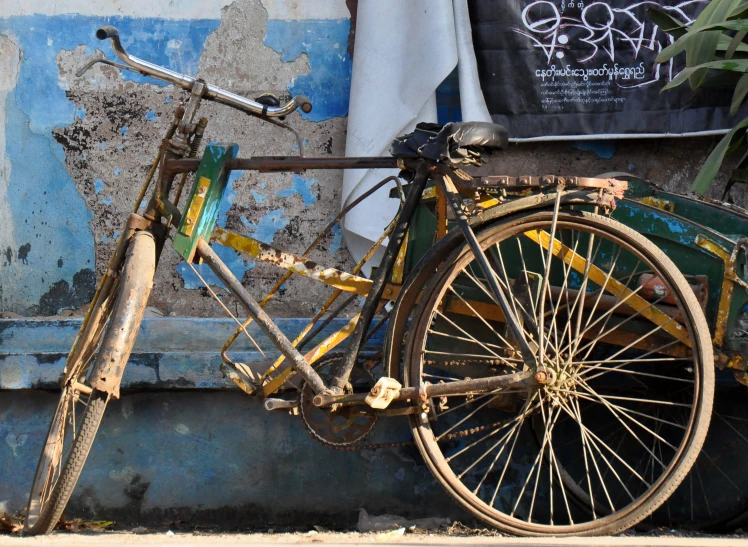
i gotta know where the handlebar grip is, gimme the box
[96,26,119,40]
[295,95,313,114]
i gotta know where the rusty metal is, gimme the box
[312,369,534,408]
[172,117,208,209]
[435,182,448,240]
[196,238,328,395]
[89,231,156,398]
[299,355,378,447]
[260,311,362,397]
[165,155,404,175]
[443,293,691,359]
[695,234,748,347]
[219,175,405,387]
[252,214,398,391]
[211,227,375,296]
[524,228,692,348]
[438,172,539,369]
[476,175,628,197]
[332,163,432,392]
[637,273,709,311]
[62,213,157,384]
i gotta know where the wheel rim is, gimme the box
[24,279,119,531]
[408,213,710,534]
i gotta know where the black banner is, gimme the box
[468,0,741,139]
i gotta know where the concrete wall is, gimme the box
[2,0,748,528]
[1,318,468,527]
[0,0,355,319]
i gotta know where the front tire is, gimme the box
[24,231,156,535]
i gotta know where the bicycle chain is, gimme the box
[299,354,520,452]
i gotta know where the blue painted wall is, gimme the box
[0,3,353,316]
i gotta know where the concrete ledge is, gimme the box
[0,318,463,527]
[0,318,384,390]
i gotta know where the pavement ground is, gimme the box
[4,532,748,547]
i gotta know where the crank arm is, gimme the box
[312,369,534,408]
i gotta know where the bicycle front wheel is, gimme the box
[406,210,714,536]
[24,230,156,535]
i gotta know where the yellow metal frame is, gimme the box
[524,229,692,349]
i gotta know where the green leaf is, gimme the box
[718,32,748,53]
[662,59,748,91]
[647,6,690,37]
[729,1,748,19]
[686,0,743,88]
[656,20,748,64]
[692,117,748,194]
[731,70,748,114]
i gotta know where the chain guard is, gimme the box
[299,354,378,448]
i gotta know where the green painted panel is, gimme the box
[173,143,239,261]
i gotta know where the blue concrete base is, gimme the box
[1,391,466,527]
[0,318,468,527]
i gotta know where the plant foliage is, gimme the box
[652,0,748,194]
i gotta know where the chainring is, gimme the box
[299,354,378,448]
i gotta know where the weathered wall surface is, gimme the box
[0,0,355,318]
[0,0,744,320]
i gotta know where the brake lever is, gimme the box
[75,57,148,78]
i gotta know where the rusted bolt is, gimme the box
[534,370,548,384]
[370,386,380,396]
[197,186,207,196]
[185,218,193,225]
[558,177,566,184]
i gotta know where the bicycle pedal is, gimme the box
[220,361,260,396]
[365,377,402,409]
[264,398,299,412]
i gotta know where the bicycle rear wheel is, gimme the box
[406,211,713,536]
[24,230,156,535]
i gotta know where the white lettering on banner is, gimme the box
[511,0,707,109]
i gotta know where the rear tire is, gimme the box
[406,211,713,536]
[24,231,156,535]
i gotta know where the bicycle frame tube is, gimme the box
[176,150,432,396]
[332,162,432,391]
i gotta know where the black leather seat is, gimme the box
[390,121,508,165]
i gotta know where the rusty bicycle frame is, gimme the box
[73,25,662,414]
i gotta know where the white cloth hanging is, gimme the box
[341,0,490,266]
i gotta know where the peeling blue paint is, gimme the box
[276,174,317,206]
[113,168,121,175]
[250,189,267,204]
[329,224,343,254]
[101,195,113,206]
[264,19,351,121]
[94,179,104,194]
[120,126,128,136]
[177,244,255,290]
[0,15,220,314]
[145,109,159,121]
[243,209,289,244]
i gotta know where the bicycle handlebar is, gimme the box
[95,26,312,117]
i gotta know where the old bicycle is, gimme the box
[24,26,715,537]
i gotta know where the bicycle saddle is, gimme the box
[390,121,508,166]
